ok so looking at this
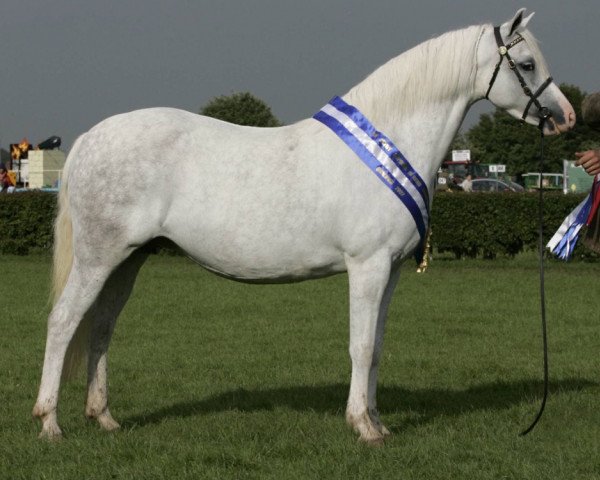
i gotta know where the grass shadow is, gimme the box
[122,377,597,430]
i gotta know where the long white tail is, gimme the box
[51,136,90,380]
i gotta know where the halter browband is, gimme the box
[485,26,553,130]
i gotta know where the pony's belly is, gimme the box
[182,245,347,283]
[192,257,347,284]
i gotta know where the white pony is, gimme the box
[33,9,575,444]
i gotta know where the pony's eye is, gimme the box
[520,61,535,72]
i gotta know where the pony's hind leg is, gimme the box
[33,260,118,439]
[345,251,394,445]
[85,251,148,431]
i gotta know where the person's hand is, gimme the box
[575,149,600,176]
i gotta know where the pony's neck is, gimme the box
[343,25,484,182]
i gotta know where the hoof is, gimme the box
[97,412,120,432]
[87,408,121,432]
[34,408,63,441]
[368,408,391,437]
[38,421,63,441]
[347,410,386,446]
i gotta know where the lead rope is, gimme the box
[520,124,549,436]
[484,23,553,436]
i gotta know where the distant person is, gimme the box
[460,174,473,192]
[0,163,15,193]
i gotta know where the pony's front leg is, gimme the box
[367,266,400,438]
[345,251,393,445]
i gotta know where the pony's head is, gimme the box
[477,8,575,135]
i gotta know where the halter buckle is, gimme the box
[538,107,552,120]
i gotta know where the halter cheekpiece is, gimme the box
[485,26,553,130]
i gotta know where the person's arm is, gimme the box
[575,149,600,176]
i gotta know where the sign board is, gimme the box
[564,160,594,194]
[452,149,470,161]
[489,164,506,173]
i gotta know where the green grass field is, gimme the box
[1,254,598,479]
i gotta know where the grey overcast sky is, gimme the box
[1,1,598,151]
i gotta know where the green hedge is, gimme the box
[0,192,56,255]
[0,190,596,259]
[431,191,595,259]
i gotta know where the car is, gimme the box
[469,178,525,192]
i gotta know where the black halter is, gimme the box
[485,26,553,131]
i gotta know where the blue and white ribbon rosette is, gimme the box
[547,195,592,260]
[548,174,600,260]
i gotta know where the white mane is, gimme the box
[346,25,485,121]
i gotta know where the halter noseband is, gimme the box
[485,26,553,130]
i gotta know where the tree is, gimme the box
[455,84,600,179]
[200,92,282,127]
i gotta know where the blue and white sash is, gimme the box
[313,96,430,261]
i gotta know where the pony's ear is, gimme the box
[501,8,535,37]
